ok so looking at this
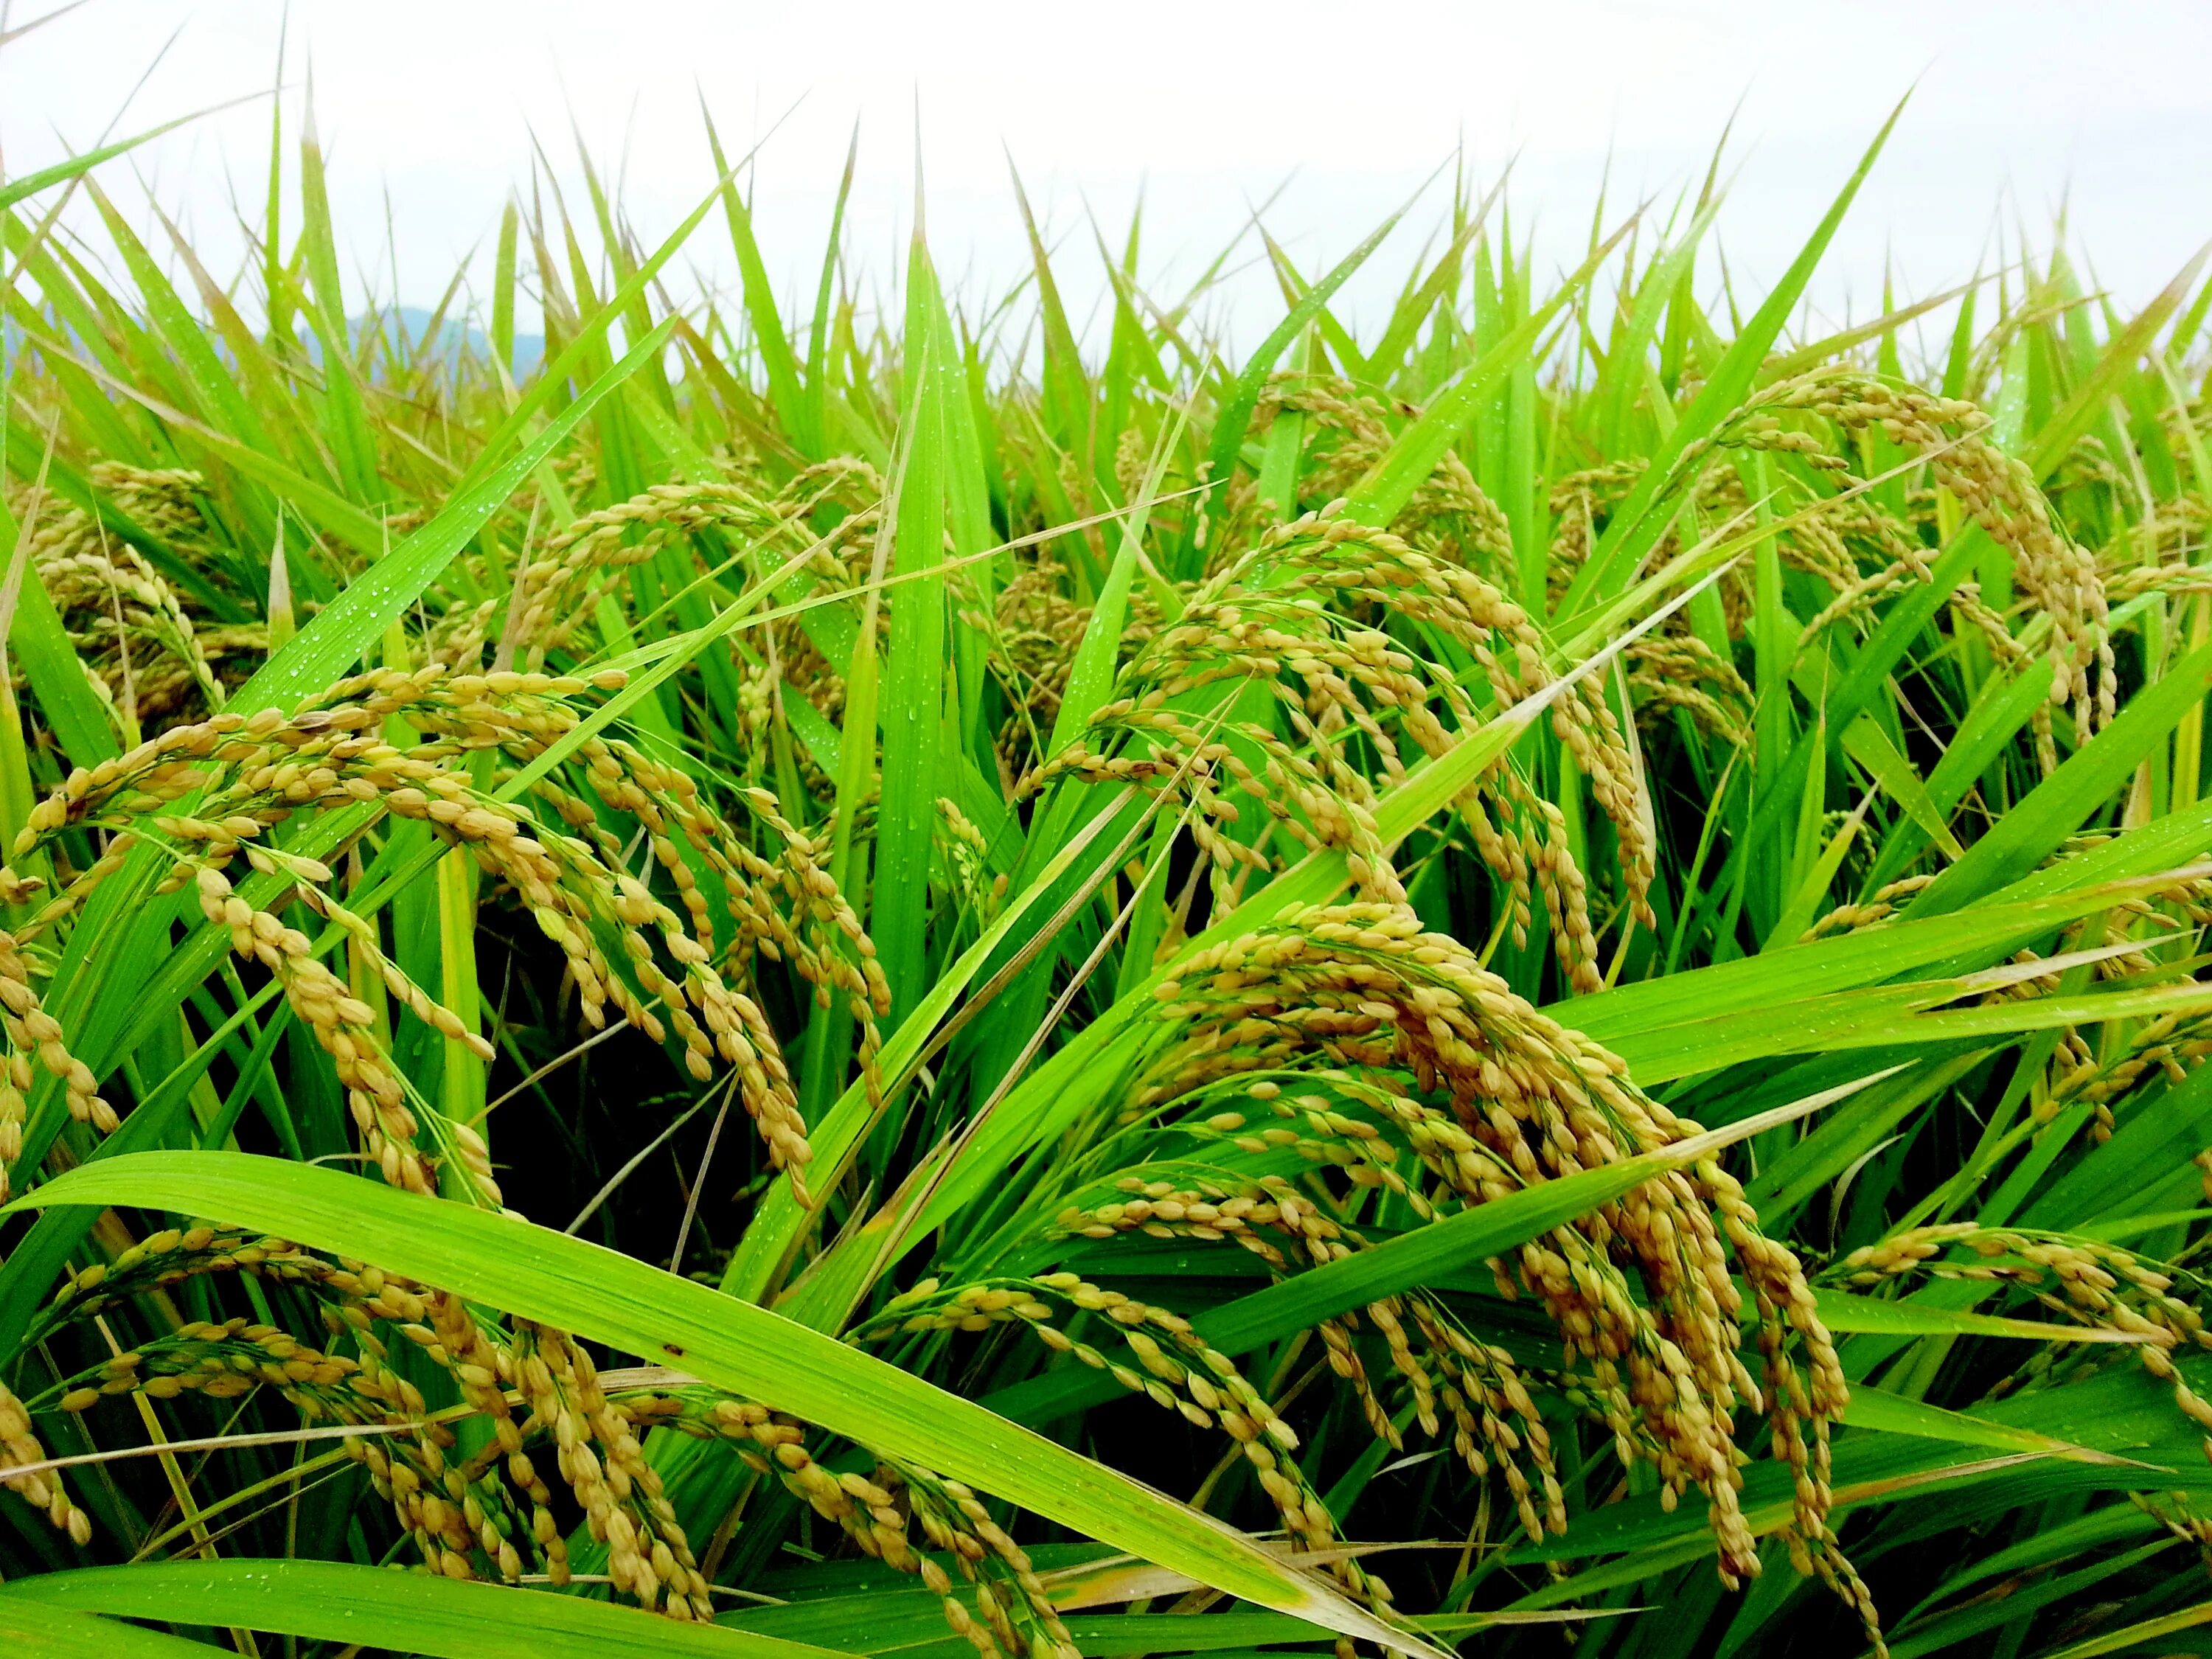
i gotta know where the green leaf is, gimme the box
[459,159,748,499]
[875,243,952,1027]
[2035,1598,2212,1659]
[1907,638,2212,919]
[1559,98,1905,615]
[1612,973,2212,1086]
[1048,404,1191,755]
[0,108,233,214]
[1575,862,2212,1055]
[0,1561,853,1659]
[0,490,118,766]
[705,106,811,456]
[1200,201,1415,549]
[1812,1288,2146,1345]
[1838,713,1964,860]
[0,1600,221,1659]
[1344,218,1631,530]
[234,318,674,714]
[2027,245,2210,479]
[3,1154,1441,1659]
[1842,1385,2139,1464]
[295,111,383,506]
[724,782,1147,1302]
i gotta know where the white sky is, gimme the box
[4,0,2211,360]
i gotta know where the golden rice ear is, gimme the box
[1098,897,1855,1592]
[855,1268,1392,1618]
[0,664,886,1206]
[16,95,2206,1659]
[1023,506,1660,954]
[0,1373,87,1546]
[1720,372,2112,757]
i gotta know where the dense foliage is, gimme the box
[4,99,2212,1659]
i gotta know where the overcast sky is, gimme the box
[4,1,2210,358]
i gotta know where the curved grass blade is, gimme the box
[1194,190,1423,560]
[1558,97,1906,614]
[3,1153,1447,1659]
[235,317,674,714]
[0,1600,221,1658]
[0,1560,852,1659]
[0,103,259,215]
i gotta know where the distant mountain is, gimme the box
[382,307,544,377]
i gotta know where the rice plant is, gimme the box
[3,86,2212,1659]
